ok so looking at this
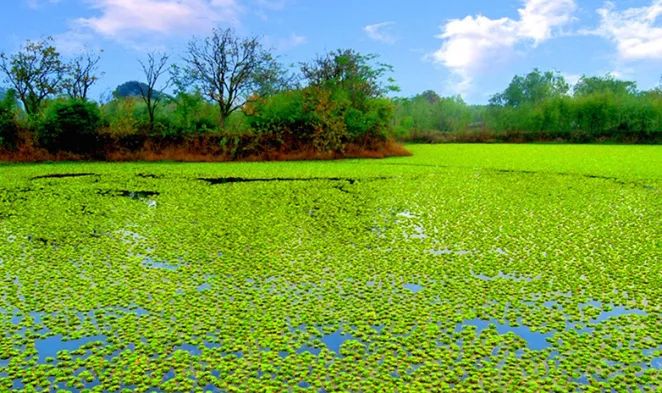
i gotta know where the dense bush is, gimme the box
[165,92,219,135]
[39,99,101,153]
[0,89,19,149]
[100,97,141,136]
[245,90,308,135]
[245,86,394,152]
[393,93,472,136]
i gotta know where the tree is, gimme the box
[138,52,170,132]
[63,51,103,100]
[300,49,398,103]
[252,59,299,98]
[0,37,65,116]
[490,69,569,107]
[181,28,273,128]
[573,74,637,97]
[418,90,441,104]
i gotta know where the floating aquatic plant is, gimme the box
[0,144,660,391]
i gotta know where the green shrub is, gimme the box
[100,97,140,136]
[345,98,393,140]
[0,89,19,149]
[167,92,218,135]
[245,90,309,135]
[224,111,252,135]
[39,99,101,153]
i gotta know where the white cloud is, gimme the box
[518,0,576,44]
[364,22,396,44]
[592,0,662,61]
[432,0,576,95]
[75,0,241,40]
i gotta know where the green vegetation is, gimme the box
[394,70,662,143]
[0,34,399,159]
[2,38,661,161]
[38,99,101,154]
[0,89,19,148]
[0,144,660,391]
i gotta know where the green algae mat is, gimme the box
[1,144,661,392]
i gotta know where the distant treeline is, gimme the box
[0,32,405,161]
[1,35,660,162]
[394,70,662,143]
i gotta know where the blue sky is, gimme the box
[2,0,662,103]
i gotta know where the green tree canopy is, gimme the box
[490,69,569,107]
[0,37,65,116]
[573,74,637,97]
[300,49,398,105]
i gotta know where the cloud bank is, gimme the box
[75,0,241,40]
[432,0,576,94]
[593,0,662,61]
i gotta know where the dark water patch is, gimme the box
[457,319,552,350]
[137,173,161,179]
[31,173,95,180]
[333,184,352,194]
[118,190,159,199]
[36,335,107,362]
[199,176,391,185]
[199,176,361,185]
[99,190,160,199]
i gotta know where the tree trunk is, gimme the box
[148,105,155,132]
[219,103,226,130]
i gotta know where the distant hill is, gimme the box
[113,81,169,99]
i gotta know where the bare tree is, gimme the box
[0,37,64,116]
[181,28,272,128]
[64,51,103,100]
[138,52,170,132]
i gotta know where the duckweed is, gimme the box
[0,144,660,391]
